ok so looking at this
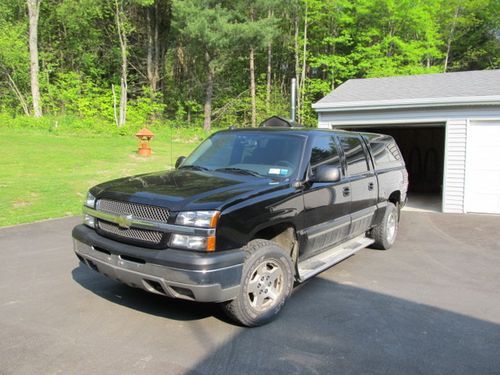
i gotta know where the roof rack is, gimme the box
[259,116,304,128]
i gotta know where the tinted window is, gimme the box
[338,135,370,175]
[364,134,403,169]
[310,135,340,169]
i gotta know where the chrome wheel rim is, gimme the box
[247,260,284,311]
[386,212,397,243]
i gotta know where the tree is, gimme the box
[233,0,279,127]
[27,0,42,117]
[113,0,128,126]
[0,0,498,127]
[145,0,171,93]
[173,0,237,131]
[0,0,30,115]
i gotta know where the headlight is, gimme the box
[85,191,96,208]
[170,233,216,251]
[175,211,220,228]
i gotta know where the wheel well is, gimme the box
[388,191,401,206]
[253,223,297,260]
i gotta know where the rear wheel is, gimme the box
[370,202,399,250]
[222,240,294,327]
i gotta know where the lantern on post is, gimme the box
[135,128,154,157]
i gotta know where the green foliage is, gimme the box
[0,0,498,127]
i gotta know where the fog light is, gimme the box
[83,214,95,228]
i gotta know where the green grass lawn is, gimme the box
[0,128,197,227]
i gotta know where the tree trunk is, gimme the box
[27,0,42,117]
[146,3,161,93]
[294,14,300,102]
[203,51,214,132]
[265,9,272,113]
[115,0,127,127]
[266,41,272,113]
[146,7,156,92]
[111,84,119,127]
[6,73,30,116]
[444,6,460,73]
[154,0,161,87]
[249,46,256,127]
[299,2,308,123]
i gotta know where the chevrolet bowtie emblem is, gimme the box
[116,214,133,229]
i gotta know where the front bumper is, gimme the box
[72,225,244,302]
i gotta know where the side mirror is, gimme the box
[175,156,186,169]
[314,165,341,183]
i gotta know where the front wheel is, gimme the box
[370,202,399,250]
[222,240,294,327]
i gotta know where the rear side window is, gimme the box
[364,134,403,169]
[310,135,341,169]
[338,135,370,176]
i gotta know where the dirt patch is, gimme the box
[13,200,31,208]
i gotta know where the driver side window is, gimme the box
[310,135,341,170]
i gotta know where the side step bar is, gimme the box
[297,235,374,282]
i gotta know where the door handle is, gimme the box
[343,187,350,197]
[368,182,374,191]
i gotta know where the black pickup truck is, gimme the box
[73,117,408,326]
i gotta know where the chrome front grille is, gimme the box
[96,199,170,222]
[98,221,163,244]
[95,199,169,247]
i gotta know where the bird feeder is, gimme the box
[135,128,154,157]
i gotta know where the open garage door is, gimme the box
[465,121,500,214]
[340,124,445,212]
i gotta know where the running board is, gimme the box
[297,235,374,282]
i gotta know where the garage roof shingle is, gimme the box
[313,69,500,110]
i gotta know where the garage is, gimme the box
[340,124,445,212]
[312,69,500,214]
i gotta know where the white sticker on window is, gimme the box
[269,168,281,175]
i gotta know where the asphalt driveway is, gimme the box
[0,212,499,374]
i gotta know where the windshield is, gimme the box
[182,131,305,178]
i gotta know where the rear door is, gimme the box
[300,134,351,258]
[337,134,378,237]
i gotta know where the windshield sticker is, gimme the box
[269,168,289,176]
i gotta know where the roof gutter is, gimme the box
[312,95,500,112]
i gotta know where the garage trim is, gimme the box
[443,119,467,213]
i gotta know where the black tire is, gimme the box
[222,239,294,327]
[370,202,399,250]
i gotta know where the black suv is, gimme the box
[73,117,408,326]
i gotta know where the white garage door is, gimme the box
[465,121,500,214]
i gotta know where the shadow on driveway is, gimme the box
[72,262,500,375]
[71,264,231,323]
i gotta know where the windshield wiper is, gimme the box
[215,167,262,177]
[179,164,210,171]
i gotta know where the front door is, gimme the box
[300,135,351,259]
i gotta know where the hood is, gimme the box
[90,169,288,211]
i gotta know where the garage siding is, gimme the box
[443,119,467,213]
